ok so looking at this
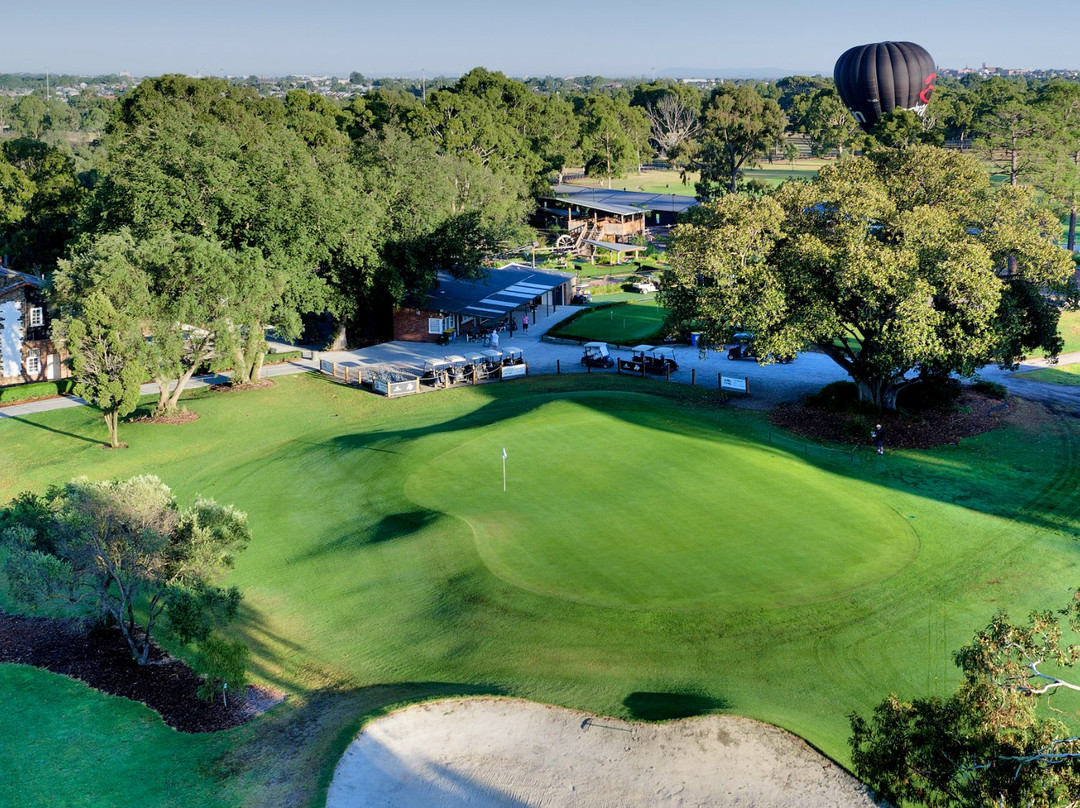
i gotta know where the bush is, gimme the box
[971,379,1008,400]
[265,349,303,364]
[0,379,76,404]
[805,381,860,412]
[897,377,962,412]
[193,634,249,703]
[843,414,874,441]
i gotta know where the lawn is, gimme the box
[1015,364,1080,386]
[547,297,668,343]
[3,372,1080,807]
[564,159,830,197]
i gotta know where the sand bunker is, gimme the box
[326,697,878,807]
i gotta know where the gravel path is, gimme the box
[3,301,1078,418]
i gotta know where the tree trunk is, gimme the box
[854,375,905,411]
[232,324,266,385]
[329,320,348,350]
[1068,206,1076,253]
[104,408,120,448]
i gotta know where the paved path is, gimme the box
[3,302,1080,418]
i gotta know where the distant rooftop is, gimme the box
[550,184,698,214]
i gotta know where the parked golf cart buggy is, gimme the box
[581,342,614,368]
[571,289,593,305]
[631,345,678,374]
[726,332,794,363]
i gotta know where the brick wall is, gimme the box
[393,308,443,343]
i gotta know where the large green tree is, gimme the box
[695,84,786,198]
[53,230,151,447]
[0,137,85,272]
[1034,81,1080,252]
[579,93,651,188]
[93,76,344,384]
[1,475,249,667]
[664,145,1075,409]
[788,87,862,158]
[973,77,1045,186]
[850,591,1080,807]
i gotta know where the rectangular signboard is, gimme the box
[720,375,749,393]
[501,364,527,379]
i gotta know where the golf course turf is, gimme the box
[3,372,1080,807]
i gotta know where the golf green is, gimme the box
[409,397,917,610]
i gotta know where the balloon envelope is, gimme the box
[834,42,936,132]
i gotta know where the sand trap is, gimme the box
[326,698,879,807]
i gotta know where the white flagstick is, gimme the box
[502,447,507,492]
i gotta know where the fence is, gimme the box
[317,359,529,398]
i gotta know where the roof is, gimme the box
[582,240,644,253]
[421,263,574,320]
[0,266,44,297]
[540,195,643,217]
[550,184,699,214]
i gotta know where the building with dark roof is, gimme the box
[548,184,698,227]
[393,263,574,343]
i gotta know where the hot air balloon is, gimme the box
[833,41,936,133]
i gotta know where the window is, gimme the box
[428,315,455,335]
[29,307,44,328]
[25,349,41,375]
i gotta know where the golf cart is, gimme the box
[726,332,794,363]
[421,358,451,388]
[630,345,678,374]
[726,333,759,361]
[480,349,504,372]
[502,346,524,366]
[581,342,614,368]
[571,289,593,305]
[444,354,469,383]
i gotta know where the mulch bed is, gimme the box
[209,380,275,393]
[770,389,1011,450]
[0,612,284,733]
[131,409,201,425]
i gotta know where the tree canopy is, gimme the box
[1,475,249,668]
[664,145,1075,409]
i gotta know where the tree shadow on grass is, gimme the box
[622,691,729,721]
[0,412,101,445]
[289,508,445,564]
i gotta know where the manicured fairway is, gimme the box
[411,398,916,610]
[550,299,667,343]
[3,373,1080,807]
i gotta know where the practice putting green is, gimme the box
[409,398,916,610]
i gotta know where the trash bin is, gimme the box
[690,332,701,348]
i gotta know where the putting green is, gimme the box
[409,396,917,611]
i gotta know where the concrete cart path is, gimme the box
[5,302,1080,417]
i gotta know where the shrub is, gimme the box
[806,381,860,412]
[0,379,76,404]
[897,377,962,412]
[843,414,873,441]
[971,379,1007,400]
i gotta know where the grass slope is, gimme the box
[2,373,1080,807]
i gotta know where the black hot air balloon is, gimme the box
[834,41,937,132]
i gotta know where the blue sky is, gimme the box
[4,0,1077,78]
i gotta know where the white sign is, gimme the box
[501,364,527,379]
[720,375,749,393]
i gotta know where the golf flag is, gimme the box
[502,447,507,460]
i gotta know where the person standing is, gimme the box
[491,329,500,350]
[522,313,529,335]
[872,424,885,455]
